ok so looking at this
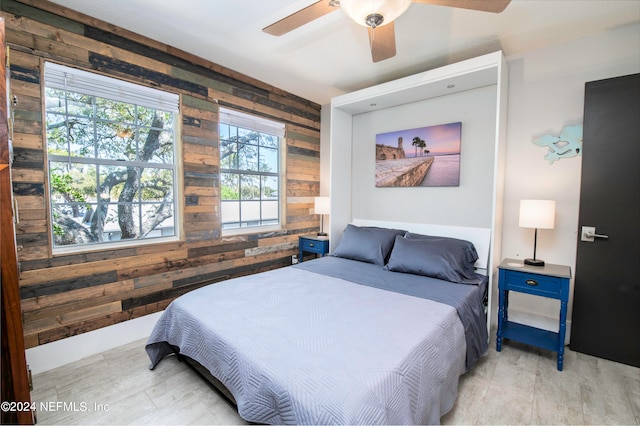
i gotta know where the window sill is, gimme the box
[51,235,181,257]
[221,224,282,238]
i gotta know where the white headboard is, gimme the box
[352,218,492,274]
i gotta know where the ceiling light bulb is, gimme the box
[340,0,412,28]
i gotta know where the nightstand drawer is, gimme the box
[298,236,329,262]
[300,238,324,252]
[502,270,562,298]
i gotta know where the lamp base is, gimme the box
[524,258,545,267]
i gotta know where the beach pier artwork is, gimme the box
[375,122,462,187]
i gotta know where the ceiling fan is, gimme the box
[263,0,511,62]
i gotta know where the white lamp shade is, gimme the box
[314,197,331,215]
[340,0,412,27]
[519,200,556,229]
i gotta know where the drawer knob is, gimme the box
[526,279,538,286]
[309,243,314,247]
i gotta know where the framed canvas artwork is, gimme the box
[375,122,461,187]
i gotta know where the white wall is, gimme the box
[502,23,640,334]
[349,85,497,228]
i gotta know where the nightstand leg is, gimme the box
[557,300,568,371]
[497,289,505,352]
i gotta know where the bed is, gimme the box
[146,221,491,425]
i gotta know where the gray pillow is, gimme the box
[332,224,406,265]
[404,231,479,264]
[385,235,483,285]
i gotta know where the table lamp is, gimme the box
[519,199,555,266]
[314,196,330,237]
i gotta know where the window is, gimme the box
[219,108,284,232]
[44,62,180,252]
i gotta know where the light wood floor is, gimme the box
[32,332,640,425]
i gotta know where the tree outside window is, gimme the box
[44,63,178,251]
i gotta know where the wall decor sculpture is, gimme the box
[375,122,462,187]
[532,124,583,164]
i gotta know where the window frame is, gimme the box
[218,108,285,236]
[43,62,182,255]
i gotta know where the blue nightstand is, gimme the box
[496,258,571,371]
[298,235,329,262]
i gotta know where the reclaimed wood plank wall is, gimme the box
[1,0,322,348]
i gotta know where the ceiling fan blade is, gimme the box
[411,0,510,13]
[368,22,397,63]
[263,1,338,36]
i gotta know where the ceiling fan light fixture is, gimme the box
[340,0,412,28]
[365,13,384,28]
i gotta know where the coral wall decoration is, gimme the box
[533,124,583,164]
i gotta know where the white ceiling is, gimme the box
[47,0,640,105]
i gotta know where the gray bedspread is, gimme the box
[146,257,484,424]
[295,256,488,370]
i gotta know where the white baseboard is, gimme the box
[26,311,163,374]
[507,308,572,345]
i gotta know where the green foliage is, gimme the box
[52,209,64,237]
[221,184,239,200]
[50,173,86,203]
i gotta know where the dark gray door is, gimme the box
[570,73,640,367]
